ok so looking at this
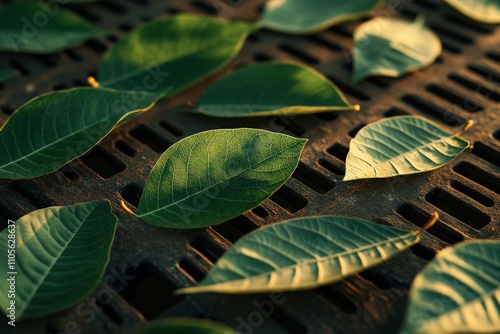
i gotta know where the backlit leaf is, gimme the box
[444,0,500,24]
[176,216,423,294]
[352,16,441,82]
[97,14,255,99]
[0,88,157,179]
[258,0,386,34]
[400,240,500,334]
[197,63,359,117]
[136,129,306,228]
[344,116,470,181]
[142,318,237,334]
[0,3,104,54]
[0,200,117,320]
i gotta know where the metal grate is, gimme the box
[0,0,498,333]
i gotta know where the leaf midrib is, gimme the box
[17,205,99,318]
[355,131,466,168]
[196,230,419,291]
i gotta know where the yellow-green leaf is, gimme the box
[353,16,441,82]
[400,240,500,334]
[344,116,470,181]
[444,0,500,24]
[176,216,422,294]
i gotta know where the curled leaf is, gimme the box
[444,0,500,24]
[344,116,470,181]
[259,0,386,34]
[197,63,359,117]
[352,16,441,82]
[176,216,424,294]
[400,240,500,334]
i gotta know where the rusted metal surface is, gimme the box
[0,0,498,333]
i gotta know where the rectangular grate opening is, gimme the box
[81,146,126,179]
[448,74,500,102]
[210,215,259,244]
[410,243,436,261]
[292,162,335,194]
[318,158,345,175]
[450,180,494,207]
[326,143,348,162]
[358,269,391,290]
[397,203,464,244]
[425,188,491,230]
[177,258,207,283]
[471,141,500,168]
[316,286,357,314]
[117,262,183,319]
[270,185,308,213]
[120,183,144,207]
[130,124,172,153]
[189,235,225,264]
[279,44,319,64]
[453,162,500,194]
[425,84,483,112]
[401,94,465,126]
[115,140,137,157]
[251,205,269,218]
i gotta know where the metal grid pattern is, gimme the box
[0,0,498,333]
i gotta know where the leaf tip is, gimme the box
[353,104,361,112]
[120,200,135,216]
[87,76,99,88]
[420,212,439,232]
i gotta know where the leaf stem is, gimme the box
[457,120,474,135]
[120,200,136,216]
[87,76,99,88]
[420,212,439,232]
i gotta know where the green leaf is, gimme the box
[258,0,386,35]
[400,240,500,334]
[0,3,105,54]
[196,63,359,117]
[444,0,500,24]
[352,16,441,82]
[97,14,255,99]
[176,216,423,294]
[0,69,17,83]
[0,87,157,179]
[136,129,306,229]
[0,200,117,320]
[142,318,237,334]
[344,116,470,181]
